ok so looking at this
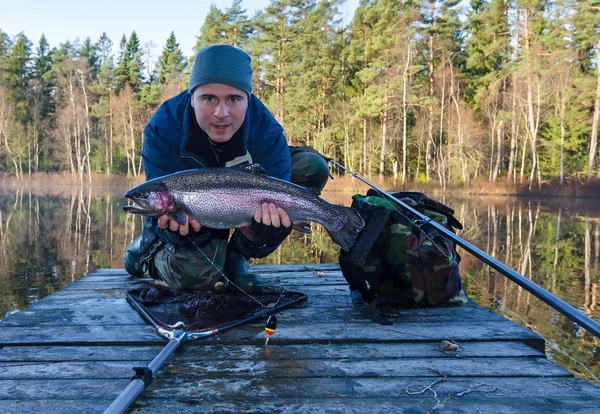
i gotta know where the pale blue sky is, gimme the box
[1,0,359,57]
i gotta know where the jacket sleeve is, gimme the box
[142,123,178,180]
[143,216,214,248]
[231,229,282,259]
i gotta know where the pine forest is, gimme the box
[1,0,600,190]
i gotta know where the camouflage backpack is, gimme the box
[339,190,467,324]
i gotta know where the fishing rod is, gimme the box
[330,160,600,339]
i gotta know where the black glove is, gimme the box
[245,217,292,248]
[234,218,292,258]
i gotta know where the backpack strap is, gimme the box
[339,198,393,296]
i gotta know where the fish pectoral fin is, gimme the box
[292,221,312,235]
[168,212,187,225]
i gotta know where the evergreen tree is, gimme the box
[4,33,33,123]
[31,34,55,172]
[126,31,144,91]
[254,0,315,124]
[284,0,342,149]
[195,5,227,50]
[96,32,114,93]
[114,35,129,91]
[80,37,99,77]
[156,31,186,85]
[222,0,253,47]
[114,32,144,92]
[464,0,510,107]
[194,1,252,51]
[93,32,116,175]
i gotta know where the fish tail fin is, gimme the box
[326,206,364,252]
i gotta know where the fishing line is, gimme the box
[185,235,267,308]
[331,160,600,382]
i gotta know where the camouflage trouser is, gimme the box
[125,146,330,290]
[149,229,231,290]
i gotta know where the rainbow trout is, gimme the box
[123,165,364,251]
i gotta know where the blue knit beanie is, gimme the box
[188,44,253,97]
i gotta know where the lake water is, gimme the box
[0,181,598,383]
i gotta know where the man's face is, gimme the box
[191,83,248,144]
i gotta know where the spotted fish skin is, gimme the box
[123,166,364,251]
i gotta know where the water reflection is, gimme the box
[0,185,598,382]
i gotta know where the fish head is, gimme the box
[123,181,175,218]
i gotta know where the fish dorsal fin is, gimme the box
[239,163,268,175]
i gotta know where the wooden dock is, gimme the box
[1,263,599,413]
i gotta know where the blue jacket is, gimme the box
[138,90,292,263]
[142,90,291,180]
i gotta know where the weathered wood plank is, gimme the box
[0,305,148,327]
[0,377,596,401]
[0,357,570,380]
[0,300,507,327]
[2,397,598,414]
[159,357,570,379]
[0,360,151,380]
[0,345,166,362]
[216,320,542,343]
[140,376,600,400]
[0,400,109,413]
[179,341,544,359]
[128,397,600,413]
[0,379,129,399]
[0,320,542,347]
[0,325,161,345]
[0,341,544,362]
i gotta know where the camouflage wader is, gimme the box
[124,146,330,290]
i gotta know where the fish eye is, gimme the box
[132,191,148,199]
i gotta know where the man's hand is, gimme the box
[254,203,292,228]
[157,214,202,236]
[244,203,292,247]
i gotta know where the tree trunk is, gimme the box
[379,91,388,178]
[402,43,411,185]
[559,93,566,185]
[426,27,435,182]
[589,37,600,179]
[493,120,504,181]
[450,63,466,182]
[109,94,114,176]
[362,116,367,176]
[523,8,539,190]
[438,55,446,188]
[80,72,93,184]
[508,8,520,183]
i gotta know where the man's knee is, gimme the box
[124,236,145,277]
[152,244,224,290]
[290,149,330,195]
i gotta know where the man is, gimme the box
[124,44,330,293]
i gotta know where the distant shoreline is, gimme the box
[1,172,599,199]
